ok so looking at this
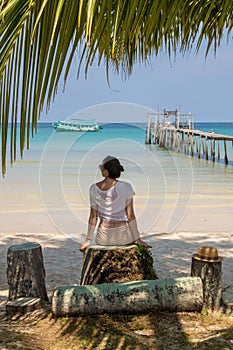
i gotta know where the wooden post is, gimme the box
[197,137,201,158]
[181,132,185,152]
[145,115,151,144]
[158,128,161,146]
[183,133,186,154]
[173,130,176,149]
[191,247,223,310]
[171,130,174,149]
[167,129,170,149]
[164,129,167,148]
[182,132,185,152]
[201,137,205,157]
[191,134,194,156]
[210,140,213,160]
[177,132,181,152]
[218,140,220,160]
[168,129,171,149]
[172,130,175,149]
[212,139,215,162]
[162,129,165,147]
[52,277,203,316]
[186,133,190,154]
[7,242,48,301]
[183,133,186,153]
[80,244,157,285]
[205,138,208,160]
[174,131,178,149]
[177,111,180,128]
[153,115,157,144]
[224,140,228,164]
[163,127,169,148]
[159,128,163,147]
[156,117,160,144]
[188,116,191,129]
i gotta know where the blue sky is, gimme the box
[42,40,233,123]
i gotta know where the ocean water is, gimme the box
[1,122,233,236]
[195,122,233,136]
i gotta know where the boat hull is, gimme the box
[53,119,101,132]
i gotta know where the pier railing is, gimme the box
[145,116,233,165]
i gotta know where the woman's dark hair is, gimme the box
[102,156,124,179]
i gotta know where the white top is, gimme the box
[89,181,135,221]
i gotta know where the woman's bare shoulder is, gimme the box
[95,180,105,190]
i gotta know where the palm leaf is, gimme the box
[1,0,233,175]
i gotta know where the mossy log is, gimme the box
[7,242,48,301]
[191,258,222,310]
[52,277,203,316]
[80,244,158,285]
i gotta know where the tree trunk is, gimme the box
[7,242,48,301]
[52,277,203,316]
[80,244,158,285]
[191,258,222,310]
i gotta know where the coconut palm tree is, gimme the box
[1,0,233,175]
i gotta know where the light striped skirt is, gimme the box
[96,219,136,246]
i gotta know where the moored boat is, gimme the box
[53,119,101,132]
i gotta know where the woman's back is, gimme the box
[90,181,135,221]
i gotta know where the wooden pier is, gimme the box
[146,110,233,165]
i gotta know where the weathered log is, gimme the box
[52,277,203,316]
[80,244,158,285]
[7,242,48,301]
[191,258,222,310]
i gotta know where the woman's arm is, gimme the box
[126,199,150,247]
[79,207,98,252]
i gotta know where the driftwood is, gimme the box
[7,242,48,301]
[191,258,222,310]
[52,277,203,316]
[80,244,158,285]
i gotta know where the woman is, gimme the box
[79,156,149,251]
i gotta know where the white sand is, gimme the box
[0,231,232,309]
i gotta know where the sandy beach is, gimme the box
[0,230,232,308]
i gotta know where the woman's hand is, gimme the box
[136,238,151,248]
[79,240,91,252]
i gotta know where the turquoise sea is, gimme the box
[1,121,233,236]
[16,121,233,163]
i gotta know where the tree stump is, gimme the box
[191,258,222,310]
[6,297,41,315]
[80,244,158,285]
[7,242,48,301]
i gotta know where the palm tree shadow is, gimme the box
[53,311,189,349]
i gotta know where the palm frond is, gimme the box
[1,0,233,175]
